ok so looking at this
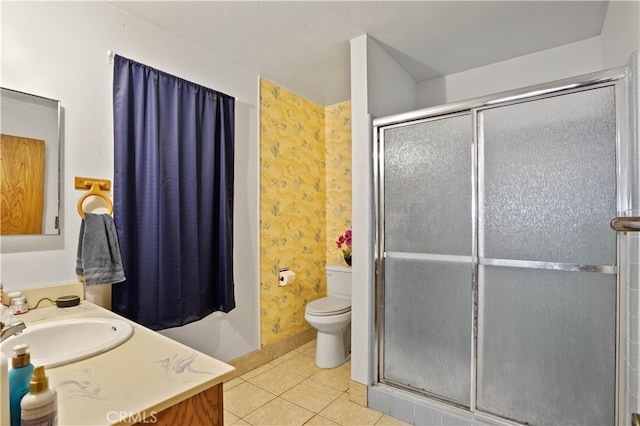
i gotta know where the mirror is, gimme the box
[0,88,61,240]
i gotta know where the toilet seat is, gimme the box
[306,296,351,316]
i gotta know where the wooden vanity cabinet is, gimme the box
[133,383,223,425]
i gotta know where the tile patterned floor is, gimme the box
[223,340,410,426]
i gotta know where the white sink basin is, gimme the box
[1,317,133,368]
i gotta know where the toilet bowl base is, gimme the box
[314,329,348,368]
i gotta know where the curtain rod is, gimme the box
[106,50,238,101]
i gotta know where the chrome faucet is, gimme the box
[0,320,26,342]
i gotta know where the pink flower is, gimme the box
[336,229,352,249]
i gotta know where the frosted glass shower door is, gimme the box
[381,114,473,405]
[477,87,617,425]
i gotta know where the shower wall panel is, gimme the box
[382,114,473,405]
[476,86,617,425]
[477,266,616,425]
[479,88,617,266]
[377,82,621,425]
[383,114,472,255]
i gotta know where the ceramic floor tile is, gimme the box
[297,339,316,354]
[248,364,306,395]
[224,409,239,425]
[224,340,402,426]
[281,378,343,413]
[304,415,340,425]
[271,350,299,366]
[224,376,245,391]
[243,397,314,426]
[305,347,318,358]
[348,380,367,406]
[224,381,276,418]
[241,362,276,380]
[309,365,351,391]
[319,394,384,426]
[279,353,321,377]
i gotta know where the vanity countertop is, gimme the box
[5,301,235,425]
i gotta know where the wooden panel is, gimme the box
[0,134,45,235]
[74,176,110,190]
[134,384,224,426]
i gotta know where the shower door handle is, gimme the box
[610,217,640,231]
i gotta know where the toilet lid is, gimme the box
[306,296,351,316]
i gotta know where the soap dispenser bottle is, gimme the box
[9,344,34,426]
[20,366,57,426]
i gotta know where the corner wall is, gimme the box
[326,101,353,267]
[350,34,418,387]
[258,80,353,349]
[259,79,327,348]
[1,1,261,363]
[416,36,603,108]
[416,1,639,110]
[601,0,640,70]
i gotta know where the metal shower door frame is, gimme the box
[373,64,633,425]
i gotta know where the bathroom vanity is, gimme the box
[2,301,235,425]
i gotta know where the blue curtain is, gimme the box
[112,55,235,330]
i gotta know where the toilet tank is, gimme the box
[326,266,351,298]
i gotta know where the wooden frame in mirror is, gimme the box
[1,88,62,251]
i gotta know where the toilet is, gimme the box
[304,266,351,368]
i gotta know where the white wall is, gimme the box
[416,1,640,110]
[366,38,418,118]
[601,0,640,70]
[0,1,260,362]
[416,36,603,108]
[350,34,372,387]
[350,34,417,385]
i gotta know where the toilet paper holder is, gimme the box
[278,268,296,287]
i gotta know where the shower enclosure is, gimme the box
[374,64,636,425]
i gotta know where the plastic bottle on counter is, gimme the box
[20,366,58,426]
[9,344,34,426]
[8,292,28,315]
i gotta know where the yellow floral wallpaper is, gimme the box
[260,80,326,347]
[325,101,352,266]
[260,79,352,347]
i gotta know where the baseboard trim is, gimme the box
[228,328,316,376]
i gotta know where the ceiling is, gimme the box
[108,1,610,106]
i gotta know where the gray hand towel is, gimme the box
[76,213,126,286]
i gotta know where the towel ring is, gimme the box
[77,182,113,219]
